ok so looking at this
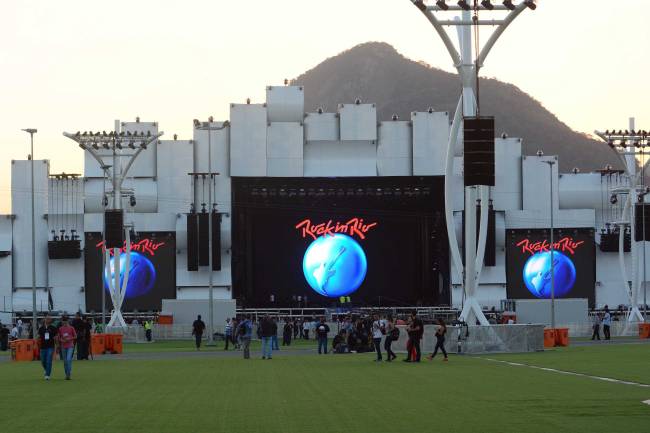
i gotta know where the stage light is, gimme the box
[610,194,618,205]
[102,142,110,150]
[458,0,471,10]
[481,0,494,10]
[75,131,80,137]
[436,0,449,10]
[139,141,148,149]
[91,143,99,150]
[115,142,123,150]
[102,130,108,137]
[129,195,136,207]
[193,119,200,128]
[524,0,536,10]
[503,0,515,10]
[128,141,135,149]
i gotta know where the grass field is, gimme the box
[1,342,649,433]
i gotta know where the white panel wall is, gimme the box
[267,122,303,177]
[157,140,193,214]
[377,121,412,176]
[411,111,449,176]
[506,209,595,229]
[596,249,631,308]
[559,173,609,210]
[0,216,12,322]
[230,104,267,176]
[121,121,159,178]
[304,140,377,177]
[522,155,559,213]
[305,113,339,141]
[339,103,377,141]
[493,137,522,211]
[193,123,231,209]
[11,160,49,288]
[266,85,304,122]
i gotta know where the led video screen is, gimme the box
[84,232,176,311]
[506,228,595,307]
[232,177,449,307]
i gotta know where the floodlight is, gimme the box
[458,0,471,11]
[193,119,200,128]
[481,0,494,10]
[129,195,136,207]
[102,142,110,150]
[91,143,99,150]
[524,0,536,9]
[115,142,123,149]
[436,0,449,10]
[503,0,515,10]
[75,131,80,137]
[128,141,135,149]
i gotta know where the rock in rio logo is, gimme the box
[296,218,377,298]
[516,236,582,299]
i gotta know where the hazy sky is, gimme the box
[1,0,648,213]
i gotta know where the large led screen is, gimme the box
[84,232,176,311]
[506,228,595,307]
[232,177,449,307]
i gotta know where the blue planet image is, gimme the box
[103,252,156,299]
[302,234,367,298]
[523,251,576,299]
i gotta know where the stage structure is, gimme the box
[595,120,649,323]
[409,0,536,325]
[63,125,163,327]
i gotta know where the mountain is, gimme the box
[293,42,617,172]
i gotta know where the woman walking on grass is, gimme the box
[383,315,397,362]
[427,318,448,362]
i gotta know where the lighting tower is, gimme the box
[63,126,163,327]
[595,121,649,323]
[408,0,536,325]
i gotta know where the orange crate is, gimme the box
[14,339,35,362]
[91,334,106,355]
[639,323,650,339]
[543,329,556,348]
[554,328,569,347]
[158,315,173,325]
[104,334,114,353]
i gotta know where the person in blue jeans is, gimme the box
[237,315,253,359]
[37,316,58,380]
[259,315,274,359]
[316,317,330,354]
[271,317,279,351]
[57,315,77,380]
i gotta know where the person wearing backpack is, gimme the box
[427,318,448,362]
[371,313,384,362]
[237,315,253,359]
[384,315,398,362]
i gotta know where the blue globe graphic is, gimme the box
[523,251,576,299]
[103,252,157,299]
[302,234,367,298]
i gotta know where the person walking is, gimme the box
[303,319,310,340]
[192,315,206,350]
[591,313,601,341]
[427,319,448,362]
[383,315,397,362]
[603,306,612,340]
[237,315,253,359]
[224,318,233,350]
[371,313,384,362]
[0,323,9,351]
[57,315,77,380]
[10,323,19,341]
[282,320,292,346]
[37,316,58,380]
[271,317,279,351]
[17,317,23,338]
[72,314,90,360]
[316,317,330,354]
[404,311,423,363]
[293,319,300,340]
[260,315,274,360]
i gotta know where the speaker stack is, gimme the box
[47,240,81,259]
[187,213,199,271]
[186,211,222,271]
[464,117,495,187]
[634,203,650,241]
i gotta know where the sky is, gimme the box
[1,0,649,213]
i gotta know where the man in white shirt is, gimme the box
[371,313,384,362]
[10,324,19,340]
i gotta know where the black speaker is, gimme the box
[464,117,495,187]
[212,212,222,271]
[599,232,631,252]
[484,205,496,267]
[198,212,210,266]
[634,203,650,241]
[48,240,82,259]
[186,213,199,271]
[104,210,124,249]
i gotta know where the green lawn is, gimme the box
[123,338,316,352]
[1,344,649,433]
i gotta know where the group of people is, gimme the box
[591,305,613,340]
[36,315,78,380]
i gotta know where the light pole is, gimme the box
[21,128,38,336]
[194,119,228,344]
[545,159,556,329]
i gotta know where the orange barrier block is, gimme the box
[104,334,114,353]
[639,323,650,339]
[554,328,569,347]
[112,334,123,354]
[91,334,106,355]
[543,329,556,348]
[14,339,35,362]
